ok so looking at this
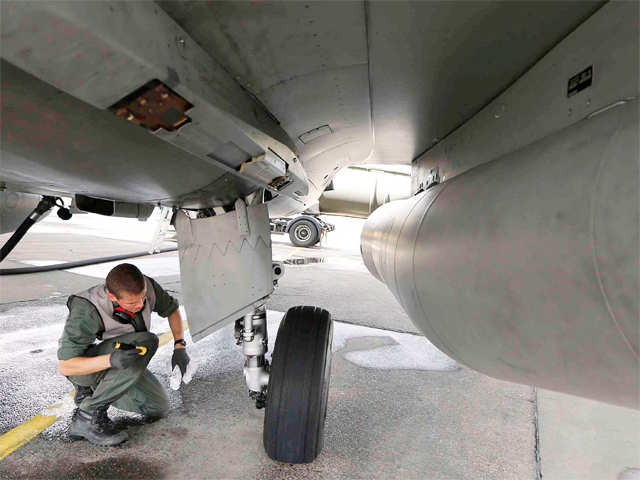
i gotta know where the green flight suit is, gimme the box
[58,277,179,415]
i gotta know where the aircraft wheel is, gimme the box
[263,306,333,463]
[288,219,319,247]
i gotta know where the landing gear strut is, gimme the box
[236,304,334,463]
[235,305,270,409]
[174,201,333,463]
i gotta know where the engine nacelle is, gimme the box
[319,167,411,218]
[361,100,638,409]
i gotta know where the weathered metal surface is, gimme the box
[361,4,639,409]
[110,79,193,132]
[362,97,639,409]
[367,0,603,166]
[319,166,411,218]
[0,60,229,205]
[239,151,287,186]
[0,192,46,234]
[1,1,605,211]
[411,1,636,192]
[174,204,273,342]
[0,1,307,207]
[157,1,373,187]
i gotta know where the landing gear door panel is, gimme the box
[175,205,273,342]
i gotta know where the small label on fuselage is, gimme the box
[567,66,593,97]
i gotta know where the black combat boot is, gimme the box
[95,406,122,433]
[73,385,93,406]
[69,407,128,446]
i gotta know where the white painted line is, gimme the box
[19,260,66,267]
[67,255,180,278]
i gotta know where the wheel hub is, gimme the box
[295,225,311,241]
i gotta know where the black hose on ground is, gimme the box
[0,196,57,262]
[0,247,178,276]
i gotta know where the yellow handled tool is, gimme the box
[114,342,147,356]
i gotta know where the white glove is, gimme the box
[169,356,198,390]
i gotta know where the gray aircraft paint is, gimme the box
[0,1,636,408]
[361,2,639,409]
[0,191,46,234]
[319,166,412,218]
[1,1,308,213]
[411,0,637,192]
[174,204,274,341]
[0,1,603,208]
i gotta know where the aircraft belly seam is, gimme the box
[408,185,460,361]
[589,105,639,360]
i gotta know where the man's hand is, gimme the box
[110,348,141,369]
[169,346,197,390]
[171,348,190,375]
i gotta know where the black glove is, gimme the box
[110,347,141,369]
[171,348,190,376]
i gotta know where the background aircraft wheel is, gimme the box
[288,219,319,247]
[263,306,333,463]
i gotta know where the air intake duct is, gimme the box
[75,195,154,220]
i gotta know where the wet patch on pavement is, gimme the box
[0,302,536,480]
[7,456,167,480]
[339,335,459,372]
[283,256,325,265]
[0,303,456,437]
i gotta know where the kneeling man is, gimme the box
[58,263,190,445]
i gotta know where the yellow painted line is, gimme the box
[0,323,189,461]
[282,246,302,260]
[158,331,175,347]
[158,320,189,348]
[0,400,68,460]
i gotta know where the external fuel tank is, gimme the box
[361,99,638,409]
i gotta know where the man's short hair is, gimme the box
[106,263,145,298]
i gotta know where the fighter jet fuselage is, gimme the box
[1,1,637,410]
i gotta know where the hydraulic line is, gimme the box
[0,196,56,262]
[0,247,177,276]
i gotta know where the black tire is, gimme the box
[263,306,333,463]
[288,219,319,247]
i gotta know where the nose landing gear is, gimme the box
[236,306,270,410]
[236,305,333,463]
[175,201,333,463]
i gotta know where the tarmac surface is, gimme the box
[0,212,638,479]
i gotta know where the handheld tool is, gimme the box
[114,342,147,356]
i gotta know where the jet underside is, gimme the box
[2,1,638,409]
[1,1,603,210]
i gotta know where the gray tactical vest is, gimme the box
[71,276,156,340]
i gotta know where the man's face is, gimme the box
[107,289,147,313]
